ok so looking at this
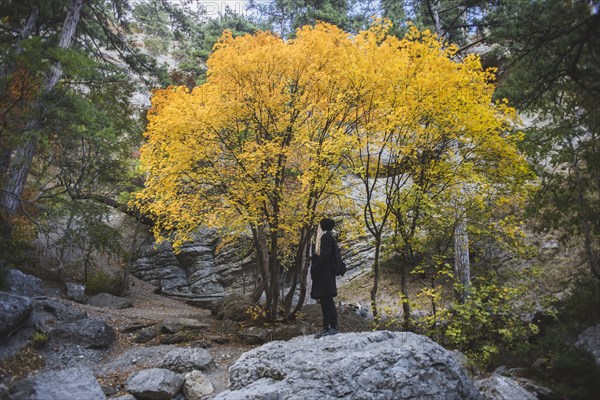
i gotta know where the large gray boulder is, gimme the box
[7,269,43,297]
[8,367,106,400]
[0,291,32,337]
[213,331,482,400]
[125,368,184,400]
[48,316,115,348]
[160,347,214,372]
[32,298,88,333]
[576,324,600,368]
[475,374,538,400]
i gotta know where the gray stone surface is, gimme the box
[93,345,176,376]
[0,291,32,337]
[213,331,482,400]
[7,269,43,297]
[475,374,538,400]
[48,316,115,348]
[160,348,214,372]
[65,282,87,303]
[576,324,600,367]
[8,367,106,400]
[183,371,214,400]
[87,292,132,309]
[162,318,207,334]
[215,293,254,322]
[125,368,183,400]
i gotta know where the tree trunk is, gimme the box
[283,226,309,314]
[453,209,471,303]
[0,0,85,216]
[399,260,412,330]
[291,238,312,317]
[370,235,381,321]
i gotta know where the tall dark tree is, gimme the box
[485,0,600,282]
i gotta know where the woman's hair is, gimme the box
[315,224,324,256]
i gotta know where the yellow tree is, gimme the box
[134,24,361,320]
[342,23,532,324]
[134,21,532,323]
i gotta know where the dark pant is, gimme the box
[320,296,338,329]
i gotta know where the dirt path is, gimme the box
[72,276,256,395]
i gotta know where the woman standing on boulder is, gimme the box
[311,218,342,338]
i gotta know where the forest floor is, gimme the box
[0,275,373,397]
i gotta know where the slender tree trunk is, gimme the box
[0,0,85,216]
[251,225,270,305]
[291,238,312,317]
[370,234,382,321]
[453,209,471,303]
[283,226,309,314]
[399,258,412,330]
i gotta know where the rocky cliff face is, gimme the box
[130,228,258,302]
[130,228,376,303]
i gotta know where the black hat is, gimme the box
[319,218,335,231]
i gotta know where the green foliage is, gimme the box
[248,0,356,37]
[415,271,541,367]
[32,330,48,348]
[85,270,123,296]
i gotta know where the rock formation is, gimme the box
[214,330,482,400]
[130,228,375,307]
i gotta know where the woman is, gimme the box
[311,218,341,338]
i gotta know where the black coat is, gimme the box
[310,231,338,299]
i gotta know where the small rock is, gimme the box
[125,368,183,400]
[161,318,207,334]
[135,326,160,343]
[100,384,116,395]
[159,332,197,345]
[160,348,214,372]
[210,336,230,345]
[65,282,87,303]
[122,321,156,333]
[237,326,269,345]
[215,293,254,322]
[475,374,537,400]
[88,293,132,309]
[183,370,214,400]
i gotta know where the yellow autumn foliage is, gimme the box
[132,21,532,318]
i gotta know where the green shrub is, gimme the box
[85,270,122,296]
[415,276,540,368]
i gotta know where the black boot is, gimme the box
[314,325,329,339]
[322,326,338,336]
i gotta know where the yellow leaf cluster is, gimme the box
[132,21,530,250]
